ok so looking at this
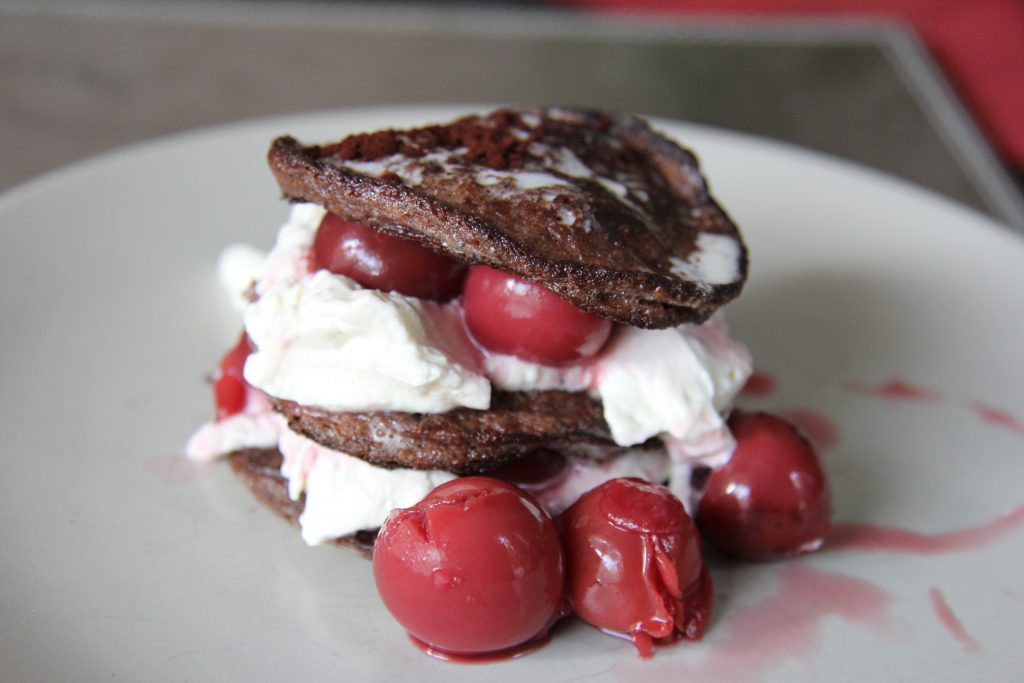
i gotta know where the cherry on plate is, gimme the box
[312,213,466,300]
[462,265,612,366]
[213,331,252,420]
[697,411,831,561]
[560,478,712,658]
[373,477,565,657]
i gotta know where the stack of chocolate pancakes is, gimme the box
[228,108,748,555]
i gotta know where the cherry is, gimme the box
[462,265,612,366]
[312,213,466,300]
[212,331,252,420]
[697,411,831,561]
[560,478,712,658]
[373,477,565,656]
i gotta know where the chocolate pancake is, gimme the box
[268,108,747,328]
[272,390,646,474]
[228,448,377,557]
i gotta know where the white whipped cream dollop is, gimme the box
[217,244,266,313]
[482,353,593,393]
[217,202,324,309]
[243,270,491,414]
[278,427,456,545]
[255,202,323,294]
[595,316,750,458]
[185,409,284,462]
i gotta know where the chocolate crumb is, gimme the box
[322,112,546,170]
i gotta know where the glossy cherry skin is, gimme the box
[560,478,712,658]
[697,411,831,561]
[312,213,466,300]
[213,331,252,420]
[462,265,613,366]
[373,477,565,655]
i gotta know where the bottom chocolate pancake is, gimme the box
[228,448,378,557]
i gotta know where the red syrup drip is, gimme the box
[740,371,777,398]
[408,633,549,663]
[618,563,713,660]
[845,378,943,402]
[928,587,982,654]
[828,505,1024,554]
[776,409,840,453]
[632,631,655,660]
[970,402,1024,438]
[657,563,898,683]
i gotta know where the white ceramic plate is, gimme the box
[2,106,1022,682]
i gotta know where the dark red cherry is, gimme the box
[312,213,466,300]
[213,331,252,420]
[697,411,831,561]
[462,265,612,366]
[373,477,565,656]
[560,478,712,658]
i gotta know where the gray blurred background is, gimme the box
[3,0,1022,230]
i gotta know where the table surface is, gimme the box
[3,0,1023,231]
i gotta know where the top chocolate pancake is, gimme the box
[268,108,747,328]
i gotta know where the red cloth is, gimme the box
[550,0,1024,169]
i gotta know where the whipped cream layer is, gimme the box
[278,427,457,545]
[186,390,283,461]
[244,271,490,414]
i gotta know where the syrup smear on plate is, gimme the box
[844,379,944,402]
[637,563,899,683]
[828,505,1024,555]
[928,587,983,655]
[970,402,1024,438]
